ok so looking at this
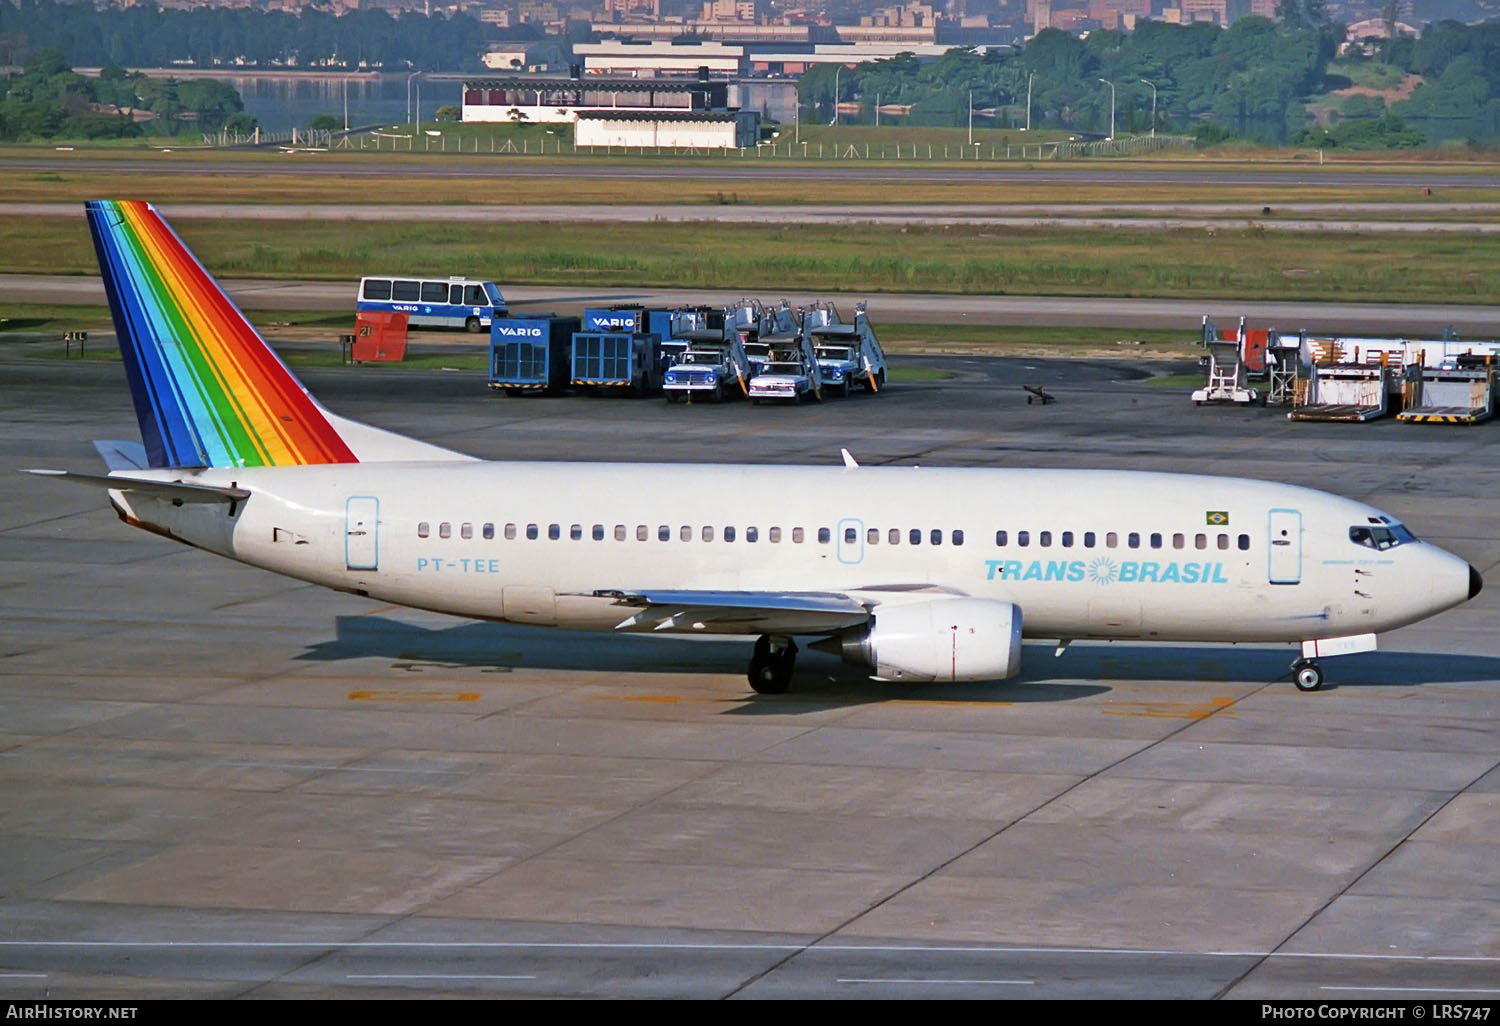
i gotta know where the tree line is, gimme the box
[797,16,1500,146]
[0,0,509,72]
[0,49,252,140]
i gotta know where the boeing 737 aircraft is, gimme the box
[27,201,1483,693]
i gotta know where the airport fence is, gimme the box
[315,131,1197,160]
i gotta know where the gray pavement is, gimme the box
[7,201,1500,233]
[1,340,1497,998]
[6,154,1500,188]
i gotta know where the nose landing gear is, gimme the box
[1291,658,1324,692]
[748,635,798,694]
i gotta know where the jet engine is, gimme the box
[825,598,1023,682]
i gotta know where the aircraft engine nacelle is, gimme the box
[840,598,1023,682]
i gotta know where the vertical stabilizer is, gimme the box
[85,199,361,469]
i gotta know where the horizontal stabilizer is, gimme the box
[23,469,250,505]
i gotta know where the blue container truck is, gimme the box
[571,317,663,394]
[488,315,580,395]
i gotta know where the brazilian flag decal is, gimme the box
[1206,511,1230,526]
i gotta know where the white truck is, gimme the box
[748,331,825,405]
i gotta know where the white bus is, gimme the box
[357,276,508,332]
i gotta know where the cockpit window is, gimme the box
[1350,523,1418,550]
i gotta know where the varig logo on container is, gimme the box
[495,324,544,337]
[984,558,1232,585]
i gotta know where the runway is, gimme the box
[7,273,1500,335]
[7,153,1500,189]
[1,337,1496,998]
[7,201,1500,233]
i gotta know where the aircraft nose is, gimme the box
[1471,564,1484,600]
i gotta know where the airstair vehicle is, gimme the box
[662,307,753,403]
[748,330,825,404]
[806,302,888,396]
[1191,318,1259,405]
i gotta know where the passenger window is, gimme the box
[526,524,538,540]
[702,526,714,542]
[909,528,922,546]
[889,528,900,545]
[770,527,782,543]
[929,529,942,546]
[464,285,485,305]
[592,524,604,541]
[1061,531,1073,547]
[483,523,494,540]
[636,525,648,542]
[461,523,473,540]
[615,524,627,541]
[392,280,420,301]
[1039,531,1051,547]
[1128,532,1140,549]
[505,523,517,540]
[1172,533,1184,549]
[747,527,759,543]
[1238,534,1250,551]
[569,524,582,541]
[952,529,964,546]
[818,528,831,544]
[1084,531,1095,548]
[1217,533,1230,550]
[792,528,804,544]
[1149,533,1162,549]
[363,279,392,301]
[439,522,451,539]
[1017,531,1030,547]
[680,525,692,542]
[421,281,448,302]
[417,521,429,538]
[1106,532,1118,548]
[724,526,736,542]
[658,525,670,542]
[867,528,879,545]
[449,284,463,304]
[995,530,1008,546]
[1195,533,1207,550]
[549,524,561,541]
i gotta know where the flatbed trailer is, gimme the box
[1289,365,1390,422]
[1397,364,1495,425]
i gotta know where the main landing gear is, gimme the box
[1291,658,1325,692]
[748,635,798,694]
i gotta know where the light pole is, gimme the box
[830,66,839,126]
[1141,78,1157,138]
[1097,77,1115,141]
[1025,71,1034,132]
[967,88,972,145]
[406,71,419,126]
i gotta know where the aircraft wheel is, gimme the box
[748,636,796,694]
[1292,659,1324,692]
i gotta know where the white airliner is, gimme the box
[29,201,1483,694]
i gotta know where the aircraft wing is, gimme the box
[592,589,872,635]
